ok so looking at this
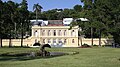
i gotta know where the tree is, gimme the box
[19,0,29,47]
[0,0,30,47]
[81,0,93,10]
[73,5,82,12]
[33,3,42,21]
[81,0,120,45]
[0,1,15,47]
[0,0,3,47]
[93,0,120,45]
[80,0,95,45]
[7,1,17,47]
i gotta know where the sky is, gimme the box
[3,0,83,11]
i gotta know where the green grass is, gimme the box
[0,47,120,67]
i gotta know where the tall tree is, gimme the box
[0,0,3,47]
[7,0,16,47]
[0,0,30,47]
[81,0,95,45]
[82,0,120,45]
[73,5,82,12]
[19,0,29,47]
[33,3,42,22]
[94,0,120,44]
[1,1,15,47]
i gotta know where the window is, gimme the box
[58,39,62,43]
[43,39,45,43]
[72,39,75,43]
[53,39,56,43]
[58,30,62,36]
[42,30,45,36]
[48,39,51,43]
[71,30,75,36]
[48,30,51,36]
[64,39,67,43]
[34,30,38,37]
[53,30,56,36]
[64,30,67,36]
[35,39,37,43]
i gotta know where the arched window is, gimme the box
[58,30,62,36]
[71,30,75,36]
[48,30,51,36]
[64,39,67,43]
[58,39,62,43]
[53,39,56,43]
[53,30,56,36]
[72,39,75,43]
[64,30,67,36]
[34,30,38,37]
[35,39,37,43]
[43,39,45,43]
[48,39,51,43]
[42,30,45,36]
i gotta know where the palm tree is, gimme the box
[33,3,43,22]
[33,3,42,45]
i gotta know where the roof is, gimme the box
[48,20,63,26]
[30,18,88,26]
[30,20,48,26]
[63,18,73,25]
[76,18,89,21]
[30,20,43,25]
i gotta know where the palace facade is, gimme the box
[31,19,79,47]
[32,25,79,47]
[1,18,114,47]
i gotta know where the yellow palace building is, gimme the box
[31,19,79,47]
[1,18,114,47]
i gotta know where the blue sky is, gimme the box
[3,0,83,11]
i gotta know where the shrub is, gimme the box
[79,43,91,48]
[93,44,97,46]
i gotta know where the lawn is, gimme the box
[0,47,120,67]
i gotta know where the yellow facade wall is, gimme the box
[1,38,113,47]
[1,25,114,47]
[79,38,114,46]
